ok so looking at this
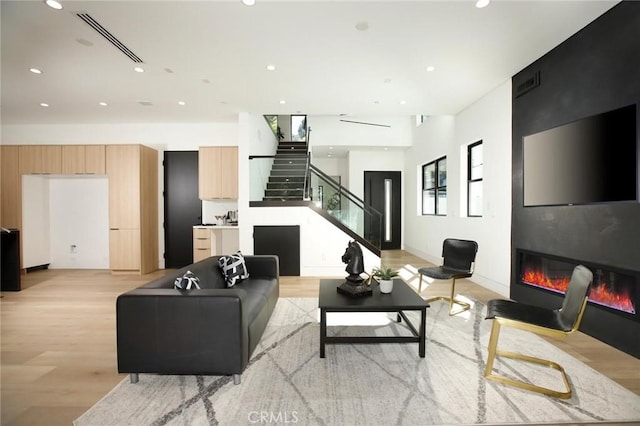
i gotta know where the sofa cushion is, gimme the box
[174,270,200,290]
[218,251,250,287]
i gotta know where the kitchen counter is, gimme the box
[193,225,239,230]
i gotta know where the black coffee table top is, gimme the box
[319,278,429,311]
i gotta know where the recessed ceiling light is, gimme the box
[476,0,490,8]
[40,103,49,107]
[329,146,333,150]
[426,66,436,72]
[266,64,276,71]
[99,102,108,106]
[134,66,144,73]
[178,101,186,106]
[44,0,63,10]
[327,154,332,158]
[279,100,286,105]
[400,100,407,105]
[242,0,255,5]
[29,68,42,74]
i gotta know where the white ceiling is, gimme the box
[1,0,619,126]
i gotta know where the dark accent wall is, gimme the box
[511,1,640,357]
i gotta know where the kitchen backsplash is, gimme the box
[202,200,238,225]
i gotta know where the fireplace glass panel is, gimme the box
[519,251,637,315]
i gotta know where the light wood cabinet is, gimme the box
[85,145,106,174]
[199,146,238,199]
[192,227,239,263]
[1,146,22,229]
[193,227,211,262]
[19,145,62,174]
[19,146,43,174]
[107,145,158,273]
[62,145,106,174]
[109,229,141,271]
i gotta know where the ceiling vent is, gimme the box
[76,13,144,63]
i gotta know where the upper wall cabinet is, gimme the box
[62,145,106,174]
[19,145,62,174]
[199,146,238,200]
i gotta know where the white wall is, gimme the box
[22,175,50,268]
[242,206,379,276]
[49,177,109,269]
[309,116,413,149]
[403,80,512,296]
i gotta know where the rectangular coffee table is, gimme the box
[318,278,429,358]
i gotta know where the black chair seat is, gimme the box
[486,299,568,331]
[418,266,472,281]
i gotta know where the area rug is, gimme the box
[75,297,640,425]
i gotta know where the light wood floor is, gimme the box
[1,250,639,426]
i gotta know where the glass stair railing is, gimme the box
[306,164,382,255]
[249,155,382,255]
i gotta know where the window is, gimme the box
[467,141,483,217]
[422,156,447,215]
[291,115,307,142]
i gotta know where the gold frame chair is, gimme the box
[418,238,478,316]
[484,264,593,399]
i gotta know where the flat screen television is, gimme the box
[523,103,638,207]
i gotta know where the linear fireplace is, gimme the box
[517,250,638,320]
[513,250,640,358]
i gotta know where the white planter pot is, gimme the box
[379,279,394,294]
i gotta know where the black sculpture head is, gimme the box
[342,240,364,283]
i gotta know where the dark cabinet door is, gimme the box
[253,225,300,276]
[1,229,21,291]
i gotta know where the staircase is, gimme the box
[263,142,308,201]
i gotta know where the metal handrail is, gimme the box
[302,152,311,200]
[309,164,382,217]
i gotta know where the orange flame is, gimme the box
[522,267,636,314]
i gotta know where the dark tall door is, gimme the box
[364,171,401,250]
[164,151,201,268]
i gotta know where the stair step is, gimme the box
[269,176,305,183]
[263,195,304,201]
[278,142,307,148]
[271,166,306,173]
[276,151,307,158]
[267,182,305,189]
[264,189,304,197]
[274,158,307,165]
[271,169,306,176]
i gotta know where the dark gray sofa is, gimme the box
[116,255,279,385]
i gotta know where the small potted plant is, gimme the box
[372,264,399,294]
